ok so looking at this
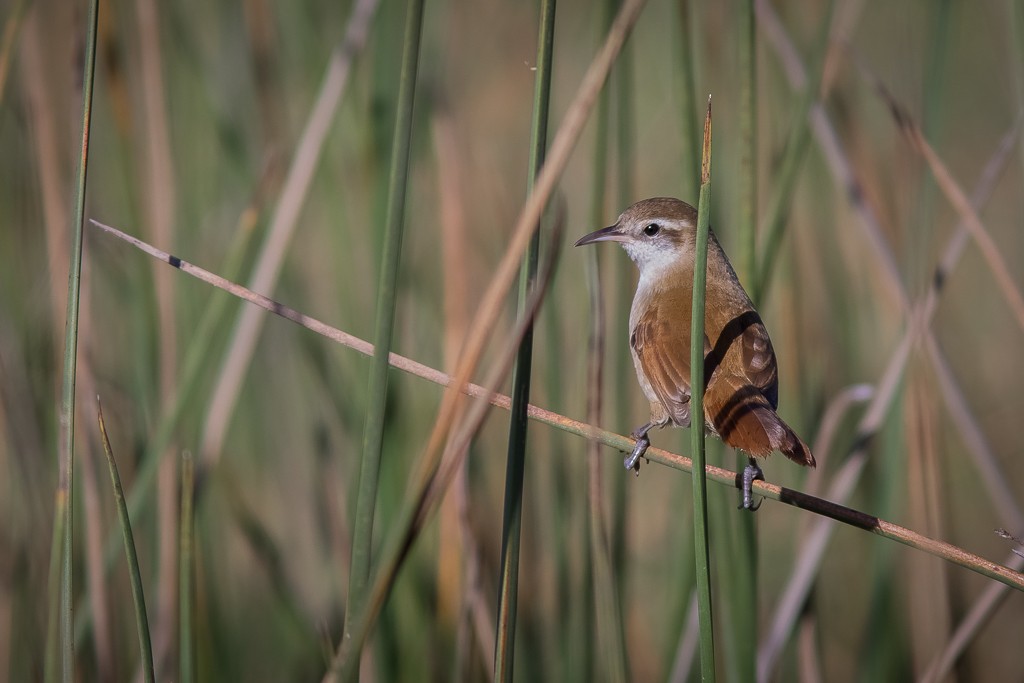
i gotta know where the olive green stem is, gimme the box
[341,0,425,668]
[690,97,716,682]
[493,1,556,679]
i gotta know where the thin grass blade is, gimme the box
[97,398,155,683]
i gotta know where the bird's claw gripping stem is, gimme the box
[740,458,764,510]
[624,435,650,475]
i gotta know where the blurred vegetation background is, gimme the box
[2,0,1024,680]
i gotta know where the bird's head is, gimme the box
[574,197,698,274]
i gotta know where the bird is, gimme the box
[574,197,814,509]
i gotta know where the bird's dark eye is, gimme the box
[643,223,661,236]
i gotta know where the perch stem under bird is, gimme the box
[575,197,815,510]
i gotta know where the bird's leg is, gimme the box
[625,422,654,475]
[740,456,764,511]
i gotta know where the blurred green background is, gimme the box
[2,0,1024,680]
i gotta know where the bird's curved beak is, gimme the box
[574,224,627,247]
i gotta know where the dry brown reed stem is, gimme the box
[853,60,1024,336]
[905,378,953,677]
[395,0,647,529]
[432,106,496,675]
[755,5,1024,676]
[757,117,1022,683]
[755,0,907,309]
[802,384,873,498]
[19,9,70,346]
[314,6,650,670]
[200,0,379,465]
[89,218,1024,596]
[797,613,823,683]
[921,549,1024,682]
[134,0,179,674]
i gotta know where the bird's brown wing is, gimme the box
[739,316,779,408]
[631,297,710,427]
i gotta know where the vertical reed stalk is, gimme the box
[675,0,699,194]
[582,1,627,677]
[737,0,757,289]
[46,1,99,680]
[730,3,758,681]
[179,452,195,683]
[611,0,634,614]
[756,0,834,299]
[690,97,716,682]
[494,2,556,679]
[342,0,424,676]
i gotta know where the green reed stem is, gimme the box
[690,97,716,682]
[494,2,556,680]
[675,0,699,194]
[46,0,98,680]
[97,400,154,683]
[756,0,834,300]
[179,452,195,683]
[342,0,424,674]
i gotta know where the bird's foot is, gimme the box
[624,431,650,476]
[740,458,764,511]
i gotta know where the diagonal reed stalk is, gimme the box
[89,216,1024,598]
[755,5,1024,677]
[326,3,648,677]
[74,0,378,643]
[46,0,99,680]
[493,1,556,678]
[755,116,1022,683]
[200,0,378,465]
[854,59,1024,336]
[690,97,716,682]
[330,199,567,683]
[341,0,424,673]
[74,176,269,642]
[96,399,154,683]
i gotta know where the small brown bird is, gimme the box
[575,197,814,509]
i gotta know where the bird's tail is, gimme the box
[706,380,816,467]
